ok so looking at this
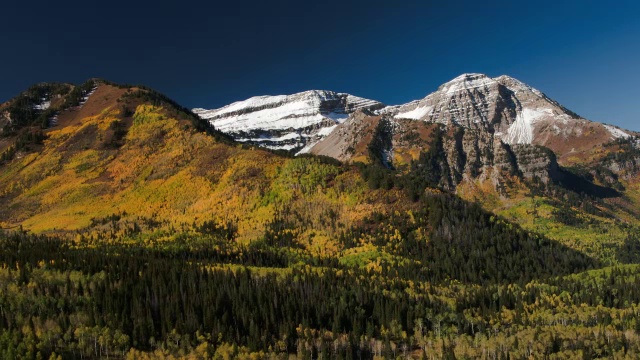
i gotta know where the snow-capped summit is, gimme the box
[391,73,549,130]
[387,73,631,157]
[193,90,384,152]
[438,73,497,95]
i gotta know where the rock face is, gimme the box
[601,138,640,180]
[193,90,384,153]
[305,110,383,162]
[309,111,561,192]
[510,144,560,183]
[437,128,561,190]
[386,73,631,163]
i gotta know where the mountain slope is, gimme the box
[1,80,614,277]
[305,74,639,193]
[1,79,605,278]
[0,81,405,252]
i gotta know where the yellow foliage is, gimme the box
[0,97,399,248]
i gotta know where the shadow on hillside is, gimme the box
[555,168,621,199]
[616,235,640,264]
[358,194,601,285]
[423,211,601,285]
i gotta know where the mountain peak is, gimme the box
[493,74,545,97]
[493,74,516,82]
[387,72,633,157]
[438,73,496,95]
[438,73,544,98]
[448,73,490,82]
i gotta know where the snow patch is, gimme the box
[195,90,381,132]
[264,143,298,151]
[376,105,402,116]
[296,141,318,155]
[79,87,97,107]
[317,125,338,136]
[603,124,631,140]
[395,105,433,120]
[212,95,289,118]
[502,108,547,144]
[493,75,545,98]
[265,132,303,142]
[236,132,305,143]
[294,125,338,154]
[324,112,349,123]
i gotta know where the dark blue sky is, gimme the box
[1,0,639,130]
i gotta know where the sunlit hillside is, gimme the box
[0,81,410,250]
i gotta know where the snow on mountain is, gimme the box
[441,73,497,95]
[195,74,633,161]
[193,90,384,153]
[390,73,548,132]
[79,87,97,107]
[394,104,433,120]
[502,108,549,145]
[604,124,632,139]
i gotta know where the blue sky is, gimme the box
[1,0,639,130]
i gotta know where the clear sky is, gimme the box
[1,0,639,131]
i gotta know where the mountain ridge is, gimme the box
[194,73,635,165]
[193,89,385,153]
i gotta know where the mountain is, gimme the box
[385,73,633,164]
[3,78,640,358]
[193,90,385,153]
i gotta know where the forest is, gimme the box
[1,190,640,359]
